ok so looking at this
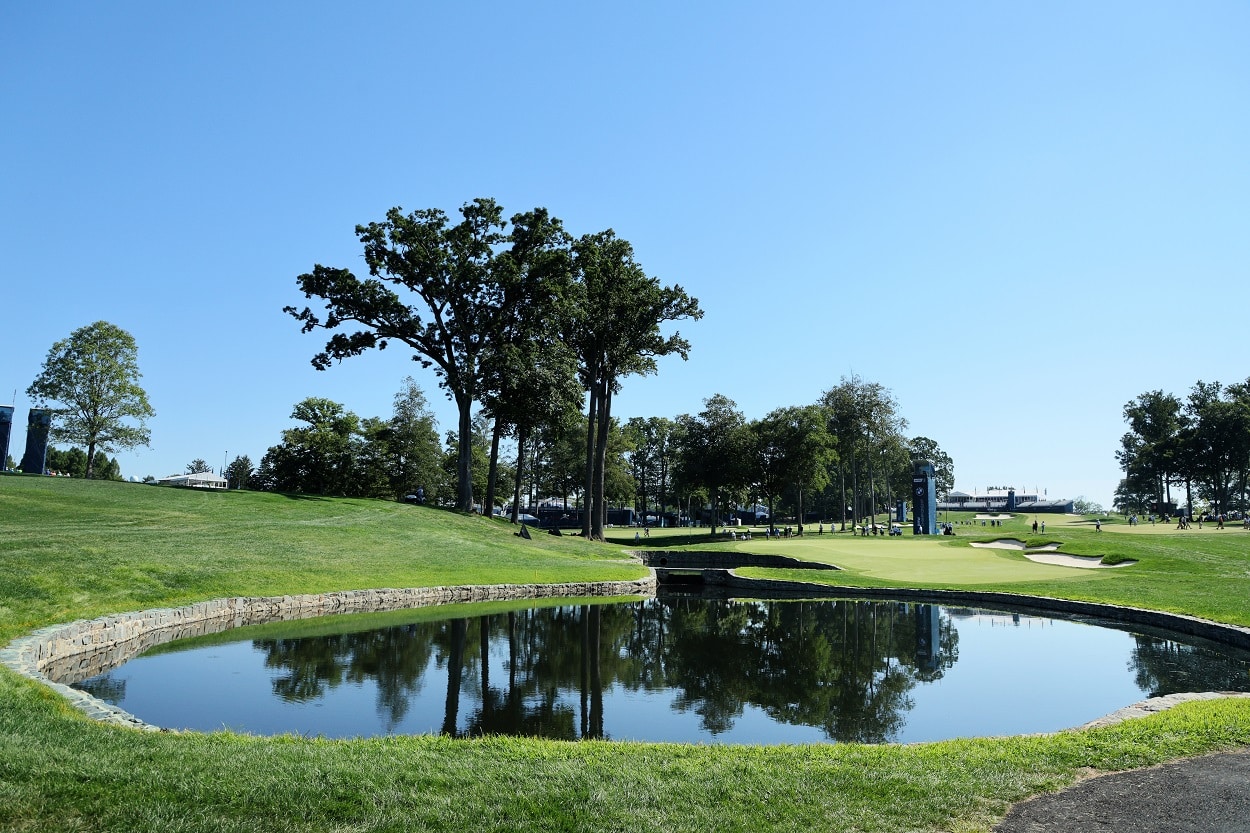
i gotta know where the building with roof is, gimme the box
[158,471,227,490]
[938,488,1073,514]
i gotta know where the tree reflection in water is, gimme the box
[79,596,1250,741]
[252,598,968,742]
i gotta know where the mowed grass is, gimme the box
[610,512,1250,626]
[0,475,643,642]
[3,477,1250,833]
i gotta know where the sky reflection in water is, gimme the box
[74,597,1250,744]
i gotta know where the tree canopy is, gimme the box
[1115,380,1250,516]
[26,321,155,479]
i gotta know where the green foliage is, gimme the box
[441,424,492,510]
[908,436,954,497]
[252,380,446,500]
[224,454,253,490]
[624,416,678,520]
[820,375,908,525]
[288,200,590,515]
[1118,381,1250,516]
[44,446,87,477]
[43,447,121,480]
[748,405,835,529]
[674,395,751,532]
[25,320,155,478]
[257,397,361,496]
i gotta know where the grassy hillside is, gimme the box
[0,476,643,643]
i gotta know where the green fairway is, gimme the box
[2,476,1249,833]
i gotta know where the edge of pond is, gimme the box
[3,566,1249,736]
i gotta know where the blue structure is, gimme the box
[912,460,938,535]
[0,406,13,470]
[20,408,51,475]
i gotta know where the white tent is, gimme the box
[158,472,227,489]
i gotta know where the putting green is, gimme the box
[737,535,1113,585]
[619,515,1122,586]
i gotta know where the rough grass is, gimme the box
[2,478,1249,833]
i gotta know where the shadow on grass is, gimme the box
[604,531,753,548]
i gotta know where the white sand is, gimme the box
[969,538,1135,569]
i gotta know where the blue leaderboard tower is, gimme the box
[0,406,13,471]
[912,460,938,535]
[20,408,52,475]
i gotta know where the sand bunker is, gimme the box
[973,513,1014,520]
[969,538,1135,569]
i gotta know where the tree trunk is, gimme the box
[86,440,98,479]
[442,617,466,735]
[456,394,475,512]
[659,457,668,527]
[638,458,649,528]
[591,379,611,540]
[710,485,719,535]
[797,485,804,534]
[582,378,598,539]
[839,465,847,531]
[850,448,860,529]
[479,616,491,722]
[870,447,880,520]
[511,425,528,523]
[484,418,502,519]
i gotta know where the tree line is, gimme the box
[1115,380,1250,517]
[223,370,952,541]
[653,378,952,534]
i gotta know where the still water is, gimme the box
[73,597,1250,744]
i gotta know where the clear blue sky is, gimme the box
[4,2,1249,509]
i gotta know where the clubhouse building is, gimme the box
[938,488,1074,514]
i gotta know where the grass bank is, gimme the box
[2,477,1249,833]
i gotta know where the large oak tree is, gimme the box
[287,199,562,512]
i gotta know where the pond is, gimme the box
[69,596,1250,744]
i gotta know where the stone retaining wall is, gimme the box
[0,578,656,730]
